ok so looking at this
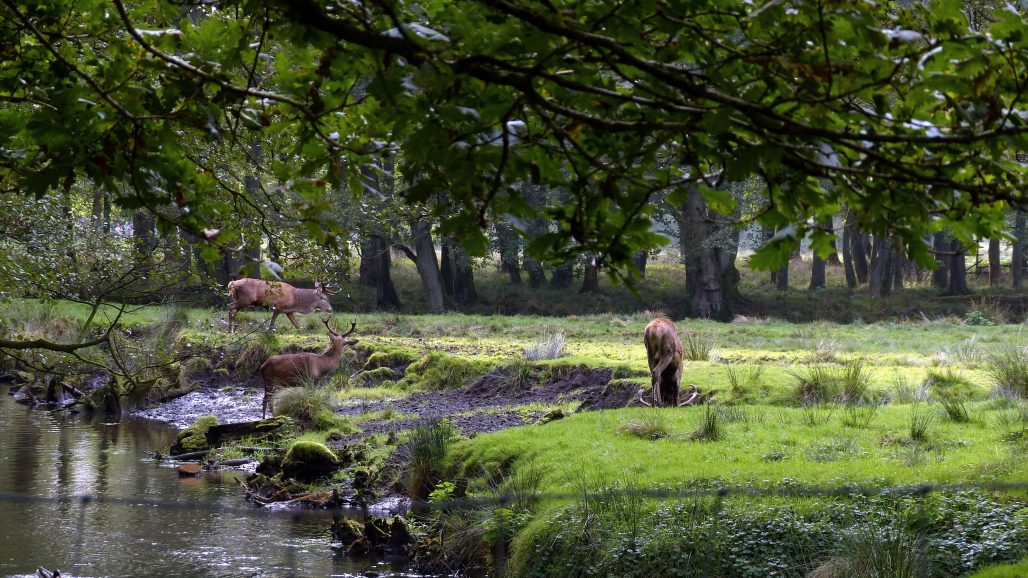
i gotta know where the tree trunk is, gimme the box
[359,237,376,287]
[633,251,648,278]
[949,239,969,295]
[841,217,857,289]
[550,261,573,289]
[988,238,1001,286]
[869,235,893,298]
[440,241,455,298]
[809,221,829,290]
[681,188,740,320]
[409,218,446,313]
[933,232,949,289]
[847,211,869,284]
[775,263,789,291]
[892,249,904,291]
[132,210,156,276]
[442,237,476,305]
[369,235,400,310]
[1014,211,1025,290]
[495,223,522,285]
[580,255,599,293]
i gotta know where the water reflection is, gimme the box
[0,387,419,578]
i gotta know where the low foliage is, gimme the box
[402,420,457,500]
[523,331,566,361]
[681,331,718,362]
[986,346,1028,399]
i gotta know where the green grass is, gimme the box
[969,558,1028,578]
[450,404,1026,494]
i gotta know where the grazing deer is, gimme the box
[227,278,338,332]
[260,318,358,418]
[640,317,686,407]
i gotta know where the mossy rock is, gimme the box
[356,366,396,385]
[363,350,415,370]
[333,518,365,544]
[536,408,566,425]
[281,441,340,482]
[172,415,218,454]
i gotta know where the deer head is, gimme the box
[322,317,358,347]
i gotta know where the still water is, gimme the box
[0,386,418,577]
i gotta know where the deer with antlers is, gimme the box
[259,318,358,418]
[637,317,699,407]
[227,278,339,332]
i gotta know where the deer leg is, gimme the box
[262,388,270,419]
[228,305,236,334]
[651,357,672,407]
[268,310,280,331]
[286,312,301,330]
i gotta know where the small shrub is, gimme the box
[690,404,722,442]
[681,331,718,361]
[281,441,339,482]
[965,310,995,326]
[523,331,566,361]
[986,346,1028,399]
[403,420,457,499]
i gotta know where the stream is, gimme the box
[0,385,423,578]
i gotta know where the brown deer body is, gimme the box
[227,279,336,332]
[260,319,358,418]
[643,317,685,407]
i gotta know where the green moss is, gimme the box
[176,415,218,452]
[364,349,416,370]
[356,366,397,384]
[281,441,340,482]
[402,351,495,390]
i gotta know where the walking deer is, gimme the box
[260,318,358,418]
[227,278,338,332]
[639,317,693,407]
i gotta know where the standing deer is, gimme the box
[640,317,687,407]
[260,318,358,418]
[227,278,338,332]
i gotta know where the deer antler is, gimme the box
[339,319,357,337]
[321,317,339,336]
[315,278,342,295]
[678,385,700,407]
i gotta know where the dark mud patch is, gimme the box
[337,367,615,441]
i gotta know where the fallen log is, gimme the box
[204,417,289,446]
[169,449,210,461]
[213,458,253,467]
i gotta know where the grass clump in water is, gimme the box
[402,420,457,499]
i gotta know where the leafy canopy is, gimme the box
[2,0,1028,270]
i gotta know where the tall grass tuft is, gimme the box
[403,420,457,499]
[523,330,566,361]
[690,404,723,442]
[618,411,672,440]
[790,365,841,403]
[681,331,718,361]
[273,381,333,424]
[908,402,933,442]
[985,345,1028,399]
[811,334,840,363]
[829,525,933,578]
[723,363,765,402]
[893,376,930,404]
[498,358,536,393]
[838,360,873,404]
